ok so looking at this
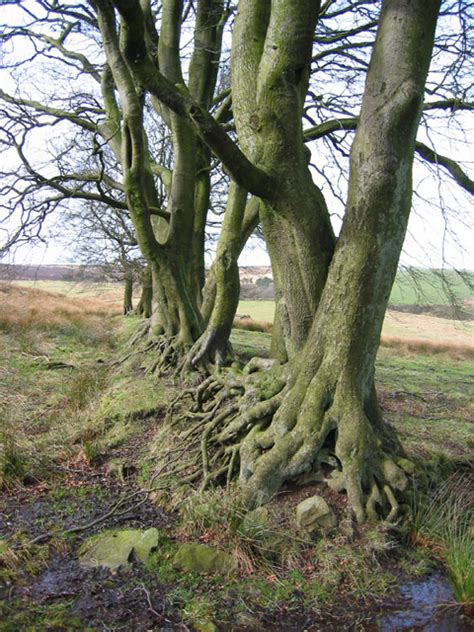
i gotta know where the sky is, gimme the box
[1,1,473,272]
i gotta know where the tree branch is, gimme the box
[0,89,100,134]
[415,141,474,195]
[102,0,277,200]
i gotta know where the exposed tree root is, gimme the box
[119,321,196,377]
[128,319,151,347]
[184,328,235,373]
[148,356,414,524]
[125,323,413,524]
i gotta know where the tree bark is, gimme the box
[189,186,260,368]
[231,0,335,361]
[123,274,134,315]
[92,0,227,358]
[240,0,441,522]
[135,266,152,318]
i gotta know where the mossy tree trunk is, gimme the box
[239,0,441,521]
[189,187,260,368]
[95,0,440,521]
[123,274,134,315]
[230,0,335,361]
[93,0,227,354]
[135,266,152,318]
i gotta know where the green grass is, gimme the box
[237,300,275,321]
[376,348,473,460]
[238,269,473,323]
[411,474,473,607]
[230,327,272,359]
[390,269,473,306]
[2,285,473,627]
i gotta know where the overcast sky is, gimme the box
[1,1,472,272]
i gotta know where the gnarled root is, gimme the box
[150,360,287,492]
[128,319,151,347]
[184,328,235,374]
[116,320,196,377]
[240,377,412,524]
[150,358,413,524]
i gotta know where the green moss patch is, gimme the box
[173,543,236,575]
[79,528,160,570]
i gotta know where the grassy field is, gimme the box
[12,266,474,307]
[0,283,472,629]
[8,279,474,356]
[10,279,137,307]
[236,300,474,356]
[390,268,473,306]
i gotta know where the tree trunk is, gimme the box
[135,266,152,318]
[188,185,260,368]
[231,0,335,361]
[94,0,227,362]
[239,0,440,522]
[123,275,134,315]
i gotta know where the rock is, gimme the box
[193,623,218,632]
[235,612,260,628]
[397,458,416,475]
[173,543,235,575]
[296,495,337,531]
[326,470,346,492]
[242,507,269,533]
[79,528,159,570]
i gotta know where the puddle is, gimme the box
[379,572,472,631]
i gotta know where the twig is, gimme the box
[112,340,156,367]
[133,583,162,619]
[28,489,146,545]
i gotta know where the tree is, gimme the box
[104,0,443,521]
[60,199,145,315]
[1,0,472,521]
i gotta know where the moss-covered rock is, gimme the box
[296,496,337,531]
[193,623,218,632]
[173,543,235,575]
[79,528,160,570]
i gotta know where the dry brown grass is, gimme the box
[0,283,117,487]
[0,283,120,336]
[232,317,273,334]
[380,335,474,360]
[233,315,474,360]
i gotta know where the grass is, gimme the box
[11,278,136,306]
[12,267,473,307]
[390,268,473,306]
[0,284,117,487]
[1,281,472,628]
[376,348,473,461]
[235,303,474,359]
[410,474,473,607]
[144,488,399,628]
[12,276,474,357]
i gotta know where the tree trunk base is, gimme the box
[153,358,413,523]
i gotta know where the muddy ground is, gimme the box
[1,450,472,631]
